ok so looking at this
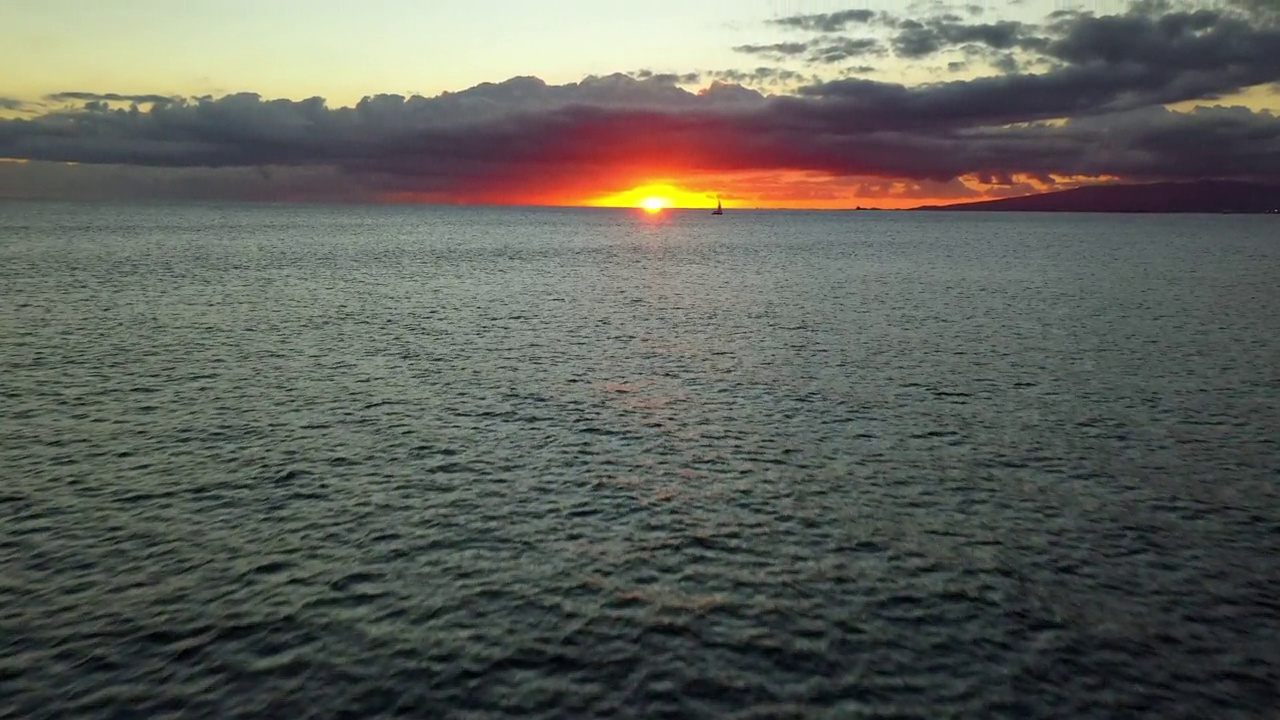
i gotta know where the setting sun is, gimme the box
[589,182,723,210]
[640,196,669,213]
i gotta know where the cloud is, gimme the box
[706,68,821,87]
[809,37,884,63]
[732,41,815,58]
[969,105,1280,181]
[769,9,878,33]
[2,5,1279,203]
[1235,0,1280,12]
[798,9,1280,132]
[890,19,1046,58]
[631,70,702,85]
[45,91,180,106]
[0,98,24,111]
[629,67,827,90]
[990,53,1022,74]
[762,0,1280,73]
[735,37,883,64]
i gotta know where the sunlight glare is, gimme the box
[589,182,717,210]
[640,196,669,213]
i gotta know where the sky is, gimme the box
[2,0,1279,208]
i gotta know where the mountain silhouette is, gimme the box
[915,180,1280,213]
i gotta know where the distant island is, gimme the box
[914,180,1280,214]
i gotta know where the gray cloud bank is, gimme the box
[2,4,1279,202]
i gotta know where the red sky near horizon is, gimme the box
[384,172,1124,211]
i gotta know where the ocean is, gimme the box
[2,201,1278,718]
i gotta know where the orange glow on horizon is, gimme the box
[382,172,1128,210]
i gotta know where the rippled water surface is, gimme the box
[2,202,1279,718]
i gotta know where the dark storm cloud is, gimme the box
[0,97,25,110]
[2,5,1279,200]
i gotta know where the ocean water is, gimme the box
[1,202,1278,718]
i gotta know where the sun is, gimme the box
[587,183,715,211]
[640,196,670,213]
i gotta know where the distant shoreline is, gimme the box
[909,180,1280,214]
[4,179,1280,214]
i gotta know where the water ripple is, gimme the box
[2,205,1278,718]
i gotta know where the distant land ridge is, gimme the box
[914,180,1280,213]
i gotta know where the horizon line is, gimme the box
[0,196,936,211]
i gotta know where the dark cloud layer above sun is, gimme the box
[2,3,1280,203]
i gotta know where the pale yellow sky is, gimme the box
[3,0,1107,106]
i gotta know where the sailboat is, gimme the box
[711,198,723,215]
